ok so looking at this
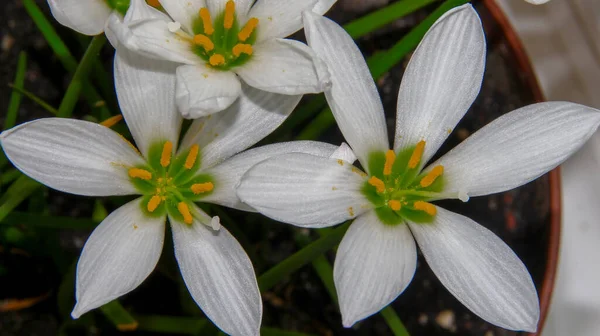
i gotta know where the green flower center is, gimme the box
[361,141,446,225]
[127,140,214,224]
[105,0,129,16]
[186,0,259,70]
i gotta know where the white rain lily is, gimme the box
[111,0,335,119]
[237,5,600,332]
[0,48,342,336]
[525,0,551,4]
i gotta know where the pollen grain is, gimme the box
[191,182,214,194]
[420,165,444,188]
[408,140,426,169]
[128,168,152,180]
[177,202,193,224]
[224,0,235,29]
[160,141,173,167]
[413,201,437,216]
[184,144,200,169]
[383,149,396,176]
[238,18,259,41]
[368,176,385,193]
[147,195,162,212]
[199,8,214,35]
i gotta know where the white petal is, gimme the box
[159,0,206,33]
[393,4,485,166]
[312,0,337,15]
[204,141,338,211]
[236,153,372,228]
[126,18,200,64]
[525,0,551,4]
[329,142,357,164]
[114,49,182,158]
[432,102,600,198]
[235,38,330,95]
[72,198,165,318]
[171,211,261,336]
[106,0,172,49]
[207,0,253,21]
[249,0,318,42]
[334,212,417,327]
[303,11,388,168]
[176,65,242,118]
[0,118,145,196]
[47,0,111,35]
[179,83,301,168]
[407,207,539,331]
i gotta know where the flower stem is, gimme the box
[4,52,28,130]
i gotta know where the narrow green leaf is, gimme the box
[0,175,41,222]
[381,306,411,336]
[0,211,97,229]
[58,35,107,118]
[7,84,59,115]
[100,300,138,332]
[135,315,209,334]
[4,52,28,129]
[261,327,318,336]
[0,169,20,187]
[257,222,350,292]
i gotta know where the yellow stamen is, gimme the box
[177,202,193,224]
[191,182,214,194]
[99,114,123,128]
[388,200,402,211]
[147,195,162,212]
[209,54,226,66]
[185,144,200,169]
[368,176,385,193]
[160,141,173,167]
[199,8,214,35]
[238,18,259,41]
[193,34,214,51]
[383,149,396,176]
[420,165,444,188]
[128,168,152,180]
[232,43,253,57]
[146,0,160,8]
[224,0,235,29]
[408,140,426,169]
[414,201,437,216]
[117,322,139,332]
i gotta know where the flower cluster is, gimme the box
[0,0,590,335]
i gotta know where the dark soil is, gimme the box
[0,1,551,336]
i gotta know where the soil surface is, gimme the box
[0,1,551,336]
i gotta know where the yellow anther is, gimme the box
[224,0,235,29]
[408,140,426,169]
[99,114,123,128]
[193,34,214,51]
[238,18,259,41]
[414,201,437,216]
[388,200,402,211]
[420,165,444,188]
[383,149,396,176]
[160,141,173,167]
[191,182,214,194]
[368,176,385,193]
[177,202,193,224]
[209,54,226,66]
[185,144,200,169]
[147,195,162,212]
[128,168,152,180]
[199,8,214,35]
[146,0,160,8]
[232,43,253,57]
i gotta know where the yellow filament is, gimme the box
[383,149,396,176]
[408,140,426,169]
[128,168,152,180]
[160,141,173,167]
[238,18,259,41]
[224,0,235,29]
[209,54,226,66]
[147,195,162,212]
[232,43,253,57]
[414,201,437,216]
[420,165,444,188]
[368,176,385,193]
[191,182,214,194]
[185,144,200,169]
[193,34,214,51]
[199,8,214,35]
[99,114,123,128]
[177,202,193,224]
[388,200,402,211]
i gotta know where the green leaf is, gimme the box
[7,84,59,115]
[4,52,28,130]
[0,175,42,222]
[100,300,139,332]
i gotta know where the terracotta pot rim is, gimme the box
[482,1,560,335]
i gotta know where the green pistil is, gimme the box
[128,141,215,221]
[361,145,446,226]
[105,0,130,16]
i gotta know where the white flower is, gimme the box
[236,5,600,331]
[0,48,340,336]
[111,0,334,119]
[525,0,551,4]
